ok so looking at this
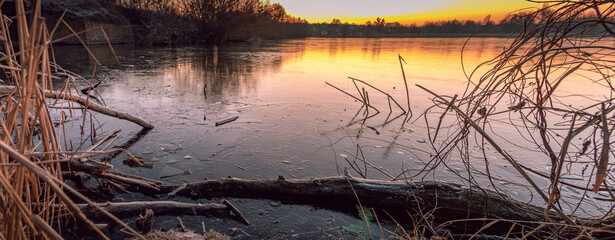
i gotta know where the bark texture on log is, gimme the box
[131,176,548,222]
[0,86,154,129]
[76,201,229,220]
[65,159,109,174]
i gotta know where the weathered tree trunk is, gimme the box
[66,163,547,222]
[71,171,615,237]
[128,176,548,223]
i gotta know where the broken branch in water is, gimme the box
[327,72,412,127]
[222,200,250,225]
[0,86,154,129]
[74,201,229,221]
[80,81,102,95]
[398,54,412,119]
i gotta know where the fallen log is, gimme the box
[70,171,615,237]
[0,86,154,129]
[76,201,229,221]
[124,176,548,223]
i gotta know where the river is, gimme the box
[52,37,611,238]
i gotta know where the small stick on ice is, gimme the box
[215,116,239,126]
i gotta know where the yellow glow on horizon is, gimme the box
[273,0,542,25]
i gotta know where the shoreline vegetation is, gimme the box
[18,0,544,46]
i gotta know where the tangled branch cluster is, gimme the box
[426,0,615,220]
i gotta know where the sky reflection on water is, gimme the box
[52,37,611,216]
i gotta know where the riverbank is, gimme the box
[0,0,136,44]
[30,0,308,46]
[27,0,525,46]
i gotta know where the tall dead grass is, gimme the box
[0,1,68,238]
[0,1,139,239]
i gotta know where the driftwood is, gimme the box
[63,164,574,226]
[65,162,162,192]
[120,176,548,223]
[76,201,229,221]
[0,86,154,129]
[68,170,615,236]
[62,158,615,234]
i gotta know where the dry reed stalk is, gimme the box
[0,1,142,239]
[325,81,380,113]
[397,54,412,119]
[0,1,64,238]
[349,77,406,113]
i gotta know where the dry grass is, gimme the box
[0,1,140,239]
[0,1,72,239]
[129,229,230,240]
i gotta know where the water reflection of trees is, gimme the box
[50,38,500,97]
[116,0,308,45]
[51,42,309,99]
[306,38,495,64]
[146,43,307,99]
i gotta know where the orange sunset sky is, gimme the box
[271,0,543,25]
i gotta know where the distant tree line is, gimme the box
[310,12,550,37]
[43,1,600,44]
[107,0,555,44]
[108,0,308,45]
